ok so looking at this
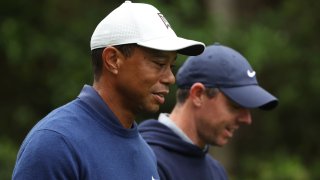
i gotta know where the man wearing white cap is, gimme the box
[12,1,205,179]
[139,43,278,180]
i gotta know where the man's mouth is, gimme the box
[225,126,239,138]
[152,91,168,104]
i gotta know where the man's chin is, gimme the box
[137,104,160,115]
[212,143,225,147]
[147,105,160,113]
[215,138,229,147]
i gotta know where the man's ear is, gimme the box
[102,47,122,74]
[189,83,206,107]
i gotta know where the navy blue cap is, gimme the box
[176,43,278,110]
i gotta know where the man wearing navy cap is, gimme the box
[139,43,278,180]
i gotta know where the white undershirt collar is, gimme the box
[158,113,194,144]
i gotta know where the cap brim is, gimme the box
[220,85,278,110]
[137,36,205,56]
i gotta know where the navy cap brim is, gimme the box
[220,85,278,110]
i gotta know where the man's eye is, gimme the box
[230,101,242,110]
[170,65,176,71]
[153,60,166,67]
[156,63,165,67]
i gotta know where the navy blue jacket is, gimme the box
[139,119,228,180]
[13,85,160,180]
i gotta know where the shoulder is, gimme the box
[13,130,79,179]
[138,119,159,127]
[138,119,174,142]
[138,119,170,132]
[18,129,77,160]
[34,99,94,136]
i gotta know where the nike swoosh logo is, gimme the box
[247,70,256,78]
[152,176,159,180]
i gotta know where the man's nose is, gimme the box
[238,109,252,125]
[161,66,175,85]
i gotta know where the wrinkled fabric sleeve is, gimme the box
[12,130,80,180]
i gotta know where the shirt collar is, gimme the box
[158,113,209,151]
[158,113,194,144]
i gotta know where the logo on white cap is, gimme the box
[158,13,171,29]
[247,69,256,78]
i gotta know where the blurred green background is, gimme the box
[1,0,319,179]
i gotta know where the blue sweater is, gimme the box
[139,119,228,180]
[13,85,160,180]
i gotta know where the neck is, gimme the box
[93,82,134,129]
[170,103,206,148]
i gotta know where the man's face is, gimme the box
[195,91,252,146]
[115,46,177,114]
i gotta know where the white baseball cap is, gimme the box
[90,1,205,56]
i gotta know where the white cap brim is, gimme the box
[138,36,205,56]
